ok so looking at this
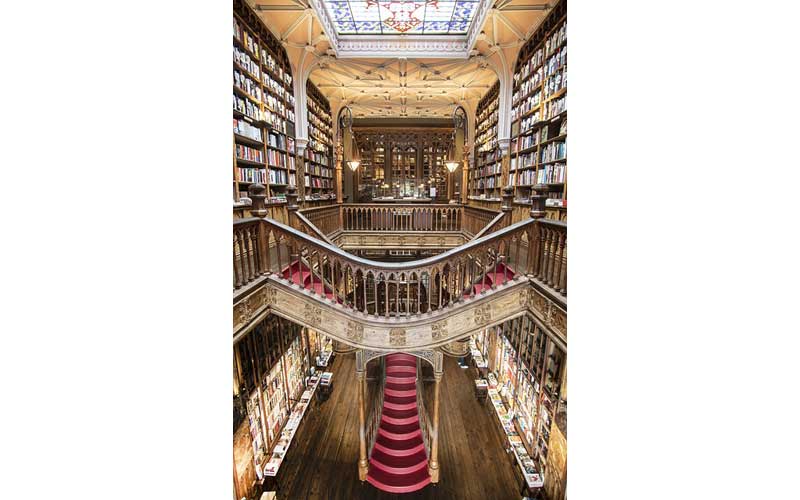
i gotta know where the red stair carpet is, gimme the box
[366,353,432,494]
[466,262,515,296]
[281,261,335,301]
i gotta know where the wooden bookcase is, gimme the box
[509,0,567,220]
[304,81,335,203]
[471,81,500,201]
[233,0,297,205]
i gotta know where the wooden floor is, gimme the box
[272,353,524,500]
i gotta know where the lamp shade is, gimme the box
[445,161,460,173]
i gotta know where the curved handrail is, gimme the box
[233,213,566,308]
[250,215,535,272]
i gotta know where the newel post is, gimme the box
[286,185,299,229]
[356,351,369,481]
[528,184,548,277]
[501,186,514,227]
[248,183,268,218]
[428,368,443,483]
[248,183,271,275]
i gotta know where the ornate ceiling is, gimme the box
[247,0,551,119]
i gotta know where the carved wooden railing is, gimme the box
[298,205,340,238]
[366,360,386,453]
[233,218,266,289]
[462,206,500,238]
[341,204,462,232]
[240,215,536,313]
[471,211,507,241]
[416,361,431,456]
[532,219,567,295]
[234,214,567,299]
[293,210,335,246]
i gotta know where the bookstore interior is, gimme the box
[233,0,567,498]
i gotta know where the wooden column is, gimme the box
[357,367,369,480]
[295,139,308,205]
[428,369,443,483]
[335,141,344,226]
[286,185,299,229]
[461,152,469,205]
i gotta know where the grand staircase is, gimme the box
[366,353,432,494]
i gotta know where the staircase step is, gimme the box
[381,413,420,426]
[366,467,431,494]
[386,353,417,362]
[386,365,416,375]
[385,358,417,368]
[381,407,418,420]
[373,435,426,457]
[369,449,428,475]
[383,399,418,411]
[384,387,416,398]
[378,425,421,441]
[385,374,416,384]
[384,394,416,406]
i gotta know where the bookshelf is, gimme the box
[471,81,500,202]
[509,0,566,219]
[233,0,297,205]
[304,81,335,203]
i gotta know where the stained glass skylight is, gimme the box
[321,0,480,35]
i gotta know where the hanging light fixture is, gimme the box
[347,137,361,171]
[445,132,459,173]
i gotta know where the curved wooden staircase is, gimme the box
[366,353,432,494]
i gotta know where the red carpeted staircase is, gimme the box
[366,353,431,494]
[281,261,336,301]
[466,262,515,296]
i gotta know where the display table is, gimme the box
[260,376,322,479]
[486,378,543,490]
[317,372,333,401]
[316,349,334,369]
[474,378,488,402]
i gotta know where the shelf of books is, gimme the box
[470,80,501,203]
[509,0,566,220]
[233,0,297,205]
[304,81,335,204]
[474,315,566,490]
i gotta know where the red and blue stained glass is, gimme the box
[322,0,479,35]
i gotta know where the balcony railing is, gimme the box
[342,205,463,232]
[234,195,567,303]
[296,204,503,239]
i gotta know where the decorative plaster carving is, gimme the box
[473,303,493,325]
[389,328,407,346]
[431,319,448,341]
[549,307,567,337]
[304,303,322,326]
[531,290,549,320]
[346,320,364,343]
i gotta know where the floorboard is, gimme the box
[272,353,524,500]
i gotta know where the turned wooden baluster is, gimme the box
[417,271,422,314]
[552,231,564,292]
[547,229,558,287]
[233,234,242,289]
[559,235,567,294]
[237,230,249,285]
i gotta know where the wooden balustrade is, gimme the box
[233,218,267,289]
[533,219,567,295]
[234,215,537,307]
[340,205,462,232]
[463,206,501,237]
[365,360,386,453]
[297,205,341,238]
[234,210,567,298]
[417,364,431,455]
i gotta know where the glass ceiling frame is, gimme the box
[320,0,481,36]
